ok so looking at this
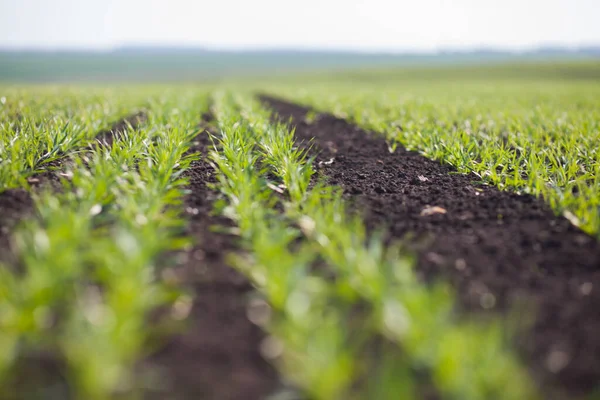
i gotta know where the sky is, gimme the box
[1,0,599,52]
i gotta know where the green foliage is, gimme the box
[209,90,538,400]
[263,75,600,237]
[0,87,207,398]
[0,86,159,191]
[3,63,595,399]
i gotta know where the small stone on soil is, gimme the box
[580,282,593,296]
[420,206,447,216]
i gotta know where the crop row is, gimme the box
[0,83,563,399]
[0,87,161,190]
[208,91,537,399]
[0,87,207,398]
[265,79,600,236]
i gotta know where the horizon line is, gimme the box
[1,42,600,55]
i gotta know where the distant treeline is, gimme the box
[1,47,599,82]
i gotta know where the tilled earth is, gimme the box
[0,188,34,266]
[0,113,281,400]
[142,121,280,400]
[261,95,600,398]
[2,100,600,399]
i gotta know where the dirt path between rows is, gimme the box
[1,112,280,399]
[142,117,280,400]
[261,95,600,398]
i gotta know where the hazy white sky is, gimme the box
[1,0,599,51]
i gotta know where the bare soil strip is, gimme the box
[261,95,600,397]
[142,119,279,400]
[0,188,34,266]
[0,112,147,266]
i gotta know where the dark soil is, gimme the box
[261,95,600,398]
[142,118,280,400]
[0,188,34,266]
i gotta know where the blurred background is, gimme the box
[0,0,599,82]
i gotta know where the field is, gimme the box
[0,61,599,400]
